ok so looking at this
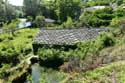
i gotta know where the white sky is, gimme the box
[8,0,23,6]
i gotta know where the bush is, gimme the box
[0,45,20,65]
[0,28,39,65]
[63,17,74,29]
[110,17,125,27]
[2,19,20,36]
[38,32,116,65]
[38,48,64,68]
[39,48,60,60]
[95,33,115,49]
[34,15,45,27]
[27,16,33,22]
[79,7,114,27]
[0,36,4,42]
[114,8,125,17]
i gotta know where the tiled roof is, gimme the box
[34,28,107,45]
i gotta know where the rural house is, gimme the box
[33,28,107,54]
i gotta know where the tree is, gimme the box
[4,0,17,22]
[0,0,17,23]
[116,0,123,5]
[55,0,81,23]
[34,15,45,28]
[0,0,6,24]
[79,11,92,27]
[23,0,41,18]
[79,7,114,27]
[3,19,20,36]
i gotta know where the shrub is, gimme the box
[0,28,39,65]
[63,17,74,29]
[114,8,125,17]
[27,16,33,22]
[34,15,45,27]
[2,19,20,36]
[39,48,60,60]
[38,32,115,65]
[95,33,115,49]
[79,7,114,27]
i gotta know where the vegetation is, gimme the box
[34,15,45,27]
[0,0,125,83]
[0,28,38,65]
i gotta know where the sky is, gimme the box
[8,0,23,6]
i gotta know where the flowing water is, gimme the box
[27,63,67,83]
[31,63,41,83]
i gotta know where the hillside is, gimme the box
[0,0,125,83]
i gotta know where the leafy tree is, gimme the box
[0,0,18,23]
[79,7,114,27]
[116,0,123,5]
[55,0,81,23]
[3,19,20,36]
[4,0,17,22]
[114,8,125,17]
[79,10,93,27]
[34,15,45,27]
[0,0,5,23]
[23,0,41,17]
[40,0,56,19]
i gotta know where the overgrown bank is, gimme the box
[0,28,39,82]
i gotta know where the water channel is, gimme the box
[25,63,67,83]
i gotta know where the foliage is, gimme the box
[83,61,125,83]
[27,16,33,22]
[63,61,125,83]
[0,28,39,65]
[3,19,20,35]
[110,17,125,27]
[63,17,74,28]
[95,33,115,49]
[0,0,6,23]
[54,0,81,23]
[114,8,125,17]
[38,32,115,63]
[38,67,67,83]
[116,0,123,5]
[23,0,41,17]
[0,0,19,23]
[85,0,120,6]
[34,15,45,27]
[79,7,114,27]
[0,64,11,79]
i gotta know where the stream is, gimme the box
[31,63,41,83]
[26,63,67,83]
